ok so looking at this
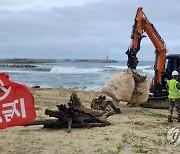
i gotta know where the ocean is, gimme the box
[0,61,154,91]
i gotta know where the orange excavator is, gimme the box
[126,7,180,104]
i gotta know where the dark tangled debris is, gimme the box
[25,93,117,133]
[91,95,121,114]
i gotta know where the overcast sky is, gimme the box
[0,0,180,60]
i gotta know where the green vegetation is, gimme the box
[104,137,112,141]
[117,132,156,153]
[141,112,167,119]
[133,144,149,153]
[156,132,167,137]
[116,143,123,153]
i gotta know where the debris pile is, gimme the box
[26,93,113,132]
[91,95,121,114]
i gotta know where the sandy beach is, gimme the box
[0,88,180,154]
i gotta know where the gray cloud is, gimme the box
[0,0,180,60]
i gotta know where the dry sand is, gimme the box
[1,88,180,154]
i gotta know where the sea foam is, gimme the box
[106,65,151,70]
[50,66,103,74]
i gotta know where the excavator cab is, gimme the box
[149,54,180,98]
[146,54,180,109]
[166,54,180,80]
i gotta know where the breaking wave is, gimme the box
[141,69,154,74]
[50,66,103,74]
[105,65,127,70]
[106,65,152,70]
[136,66,152,70]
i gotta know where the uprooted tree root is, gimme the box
[25,92,114,133]
[91,95,121,114]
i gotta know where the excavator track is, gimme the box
[140,96,169,109]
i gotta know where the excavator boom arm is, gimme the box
[126,7,167,85]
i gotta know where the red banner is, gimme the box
[0,73,36,129]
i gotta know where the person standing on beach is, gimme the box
[167,70,180,122]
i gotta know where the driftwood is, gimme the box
[26,93,112,132]
[91,95,121,114]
